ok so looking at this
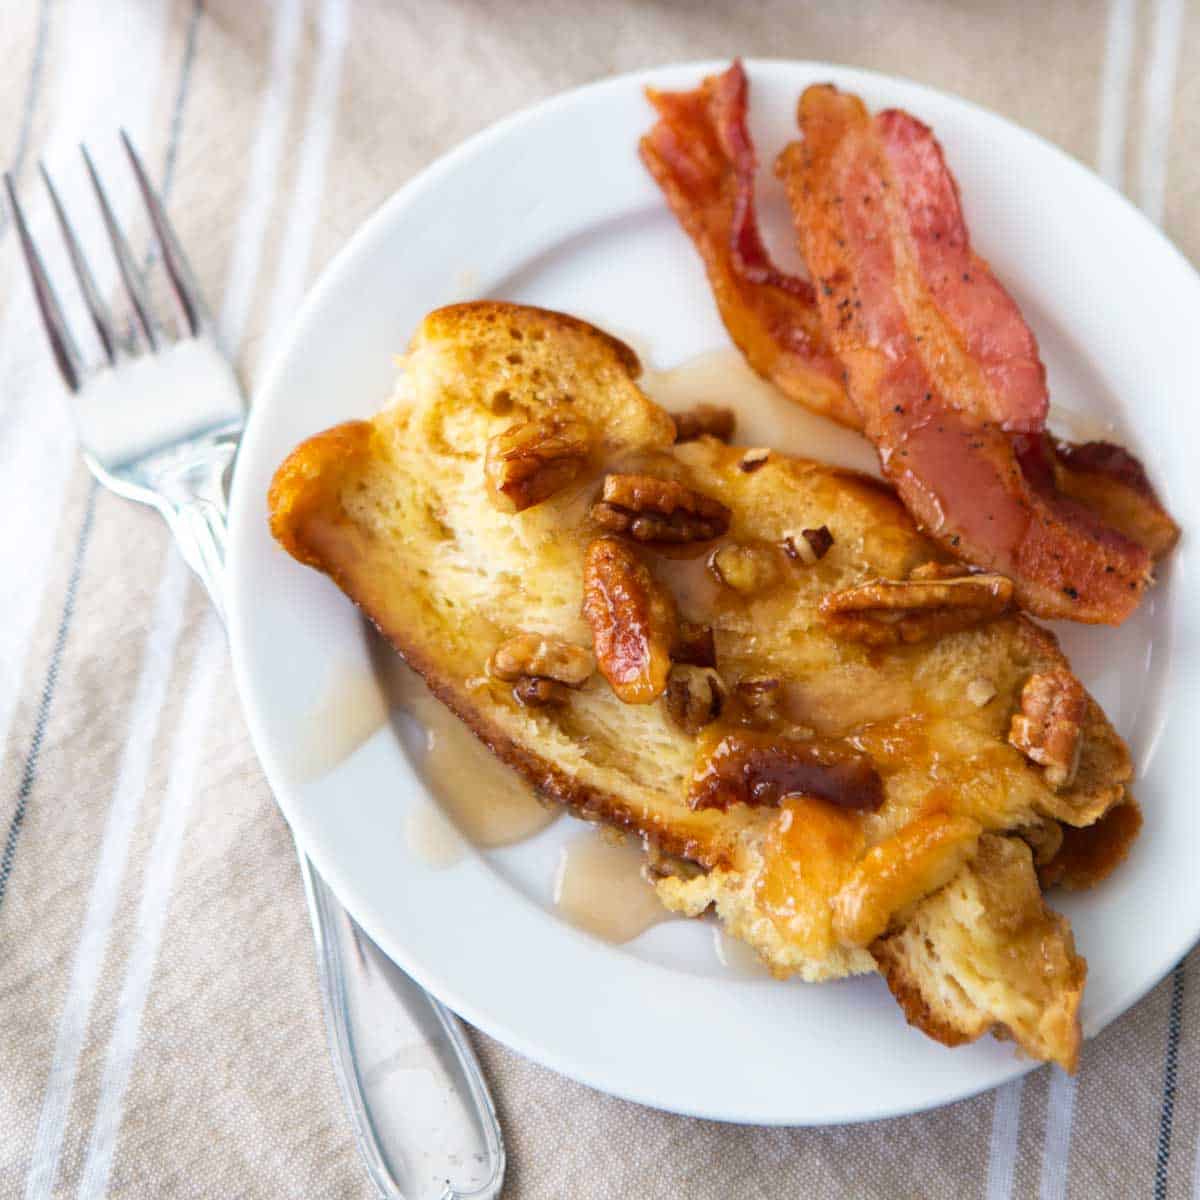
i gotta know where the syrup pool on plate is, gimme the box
[375,653,561,852]
[553,830,679,944]
[292,665,390,782]
[641,347,879,476]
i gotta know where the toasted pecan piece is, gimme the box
[732,677,782,724]
[783,526,834,565]
[689,728,883,813]
[664,665,725,734]
[511,677,570,707]
[583,537,677,704]
[709,542,781,593]
[489,633,595,686]
[485,415,591,512]
[819,573,1013,645]
[591,473,731,543]
[1009,669,1087,789]
[489,632,595,709]
[672,404,736,443]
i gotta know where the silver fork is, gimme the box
[6,141,505,1200]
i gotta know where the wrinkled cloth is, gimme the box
[1,2,1197,1197]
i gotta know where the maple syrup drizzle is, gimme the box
[553,830,678,943]
[642,347,880,475]
[377,654,561,852]
[404,804,467,868]
[292,666,389,782]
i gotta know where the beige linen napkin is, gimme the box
[1,2,1196,1197]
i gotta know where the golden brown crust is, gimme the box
[268,420,374,568]
[872,835,1086,1071]
[873,944,974,1049]
[416,300,643,379]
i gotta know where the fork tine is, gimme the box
[4,172,84,392]
[80,143,159,352]
[120,130,206,337]
[40,162,118,366]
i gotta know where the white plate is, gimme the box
[227,60,1200,1125]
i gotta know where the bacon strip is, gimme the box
[873,110,1048,433]
[776,84,1154,623]
[1051,439,1180,559]
[639,62,860,429]
[640,66,1176,623]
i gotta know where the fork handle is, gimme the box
[168,494,506,1200]
[298,846,506,1200]
[168,499,229,623]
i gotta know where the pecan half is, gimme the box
[688,728,883,813]
[709,543,781,594]
[664,666,725,734]
[582,537,677,704]
[672,620,716,668]
[783,526,834,565]
[489,632,595,710]
[484,415,591,512]
[489,633,595,686]
[672,404,736,444]
[819,573,1013,645]
[1008,669,1088,789]
[590,473,731,544]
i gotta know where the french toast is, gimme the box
[269,302,1137,1071]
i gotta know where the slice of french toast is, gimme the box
[269,302,1135,1071]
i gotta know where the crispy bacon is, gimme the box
[641,66,1177,624]
[872,110,1048,433]
[639,62,860,429]
[776,84,1155,623]
[1052,439,1180,559]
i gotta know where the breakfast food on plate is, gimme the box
[270,301,1142,1070]
[641,61,1179,625]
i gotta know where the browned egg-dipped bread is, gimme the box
[270,302,1138,1071]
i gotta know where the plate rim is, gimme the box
[227,57,1200,1125]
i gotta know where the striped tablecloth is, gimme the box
[1,2,1196,1197]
